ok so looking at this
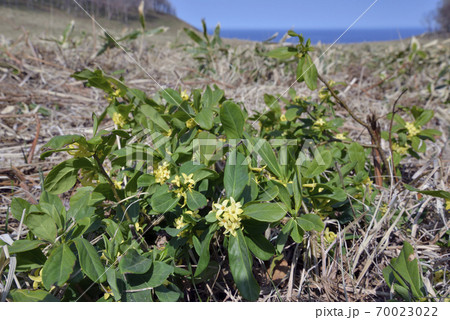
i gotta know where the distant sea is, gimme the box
[216,28,427,43]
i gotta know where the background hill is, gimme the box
[0,0,189,38]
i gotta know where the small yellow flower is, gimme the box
[181,90,189,101]
[303,183,317,190]
[186,118,196,129]
[314,118,326,127]
[335,133,346,140]
[103,286,114,300]
[445,199,450,211]
[112,112,127,128]
[29,269,43,290]
[185,210,201,219]
[182,173,195,187]
[113,179,122,190]
[155,162,171,185]
[324,227,337,244]
[135,222,144,233]
[171,175,181,187]
[175,216,187,230]
[67,142,93,158]
[392,143,408,155]
[212,197,244,237]
[318,88,329,101]
[163,129,173,137]
[405,122,421,138]
[280,114,287,122]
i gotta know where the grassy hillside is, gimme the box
[0,5,190,39]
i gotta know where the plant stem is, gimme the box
[93,154,131,222]
[317,73,390,183]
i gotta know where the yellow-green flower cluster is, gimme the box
[392,143,408,155]
[313,118,326,129]
[186,118,196,129]
[181,90,189,101]
[172,173,196,199]
[154,161,171,185]
[324,227,337,244]
[174,209,201,237]
[405,122,421,138]
[212,197,243,237]
[335,133,346,141]
[67,142,93,158]
[112,112,127,128]
[280,113,287,122]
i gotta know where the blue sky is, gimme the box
[170,0,440,30]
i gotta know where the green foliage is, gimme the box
[383,242,426,301]
[2,33,443,302]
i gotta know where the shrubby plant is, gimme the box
[0,34,447,302]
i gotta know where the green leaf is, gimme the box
[253,139,284,179]
[383,242,425,300]
[74,238,106,283]
[290,221,304,243]
[8,240,46,254]
[296,214,324,232]
[348,143,366,173]
[415,110,433,126]
[224,150,249,200]
[15,249,46,272]
[106,268,123,301]
[245,234,275,261]
[155,284,182,302]
[186,190,207,211]
[44,158,93,194]
[276,219,294,253]
[244,203,286,222]
[302,54,318,90]
[42,244,76,290]
[25,213,57,243]
[265,46,297,60]
[302,148,332,178]
[141,104,171,132]
[220,101,245,139]
[195,107,214,130]
[404,184,450,200]
[9,289,59,302]
[126,262,174,290]
[228,229,260,301]
[183,27,206,46]
[119,249,152,274]
[160,88,183,106]
[150,191,178,213]
[10,197,31,221]
[194,225,216,276]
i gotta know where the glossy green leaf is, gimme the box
[228,229,260,301]
[296,214,324,232]
[244,203,287,222]
[224,150,249,200]
[220,101,245,139]
[8,240,45,254]
[42,244,76,290]
[276,219,294,253]
[44,158,93,194]
[265,46,297,60]
[74,238,106,283]
[151,191,178,213]
[119,249,152,274]
[302,54,318,90]
[186,190,207,211]
[382,242,425,300]
[245,233,275,261]
[25,213,57,243]
[9,289,59,302]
